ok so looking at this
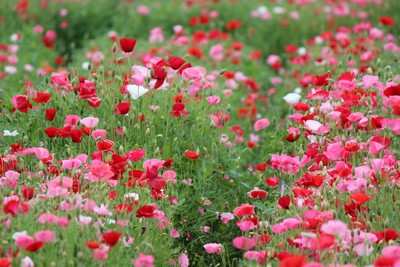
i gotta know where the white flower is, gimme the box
[127,84,149,100]
[124,192,139,201]
[283,93,301,104]
[297,47,307,55]
[3,130,19,136]
[257,6,268,14]
[21,256,35,267]
[272,6,285,14]
[82,62,90,70]
[294,87,302,94]
[12,230,27,240]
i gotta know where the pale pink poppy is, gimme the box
[353,243,373,256]
[49,176,73,188]
[236,220,255,232]
[206,95,220,105]
[178,252,189,267]
[64,114,81,126]
[324,143,345,160]
[170,229,180,238]
[87,160,114,182]
[61,158,82,169]
[91,129,107,140]
[254,118,270,131]
[321,220,348,238]
[232,236,256,250]
[133,253,154,267]
[204,243,223,255]
[34,230,56,243]
[220,212,234,224]
[92,246,109,261]
[137,5,150,15]
[80,117,99,128]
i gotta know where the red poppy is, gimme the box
[265,177,280,188]
[96,140,114,152]
[170,103,189,117]
[32,92,52,103]
[86,241,101,249]
[233,203,255,217]
[0,258,12,267]
[167,56,185,70]
[278,196,291,209]
[102,231,122,246]
[226,20,242,30]
[22,185,34,200]
[115,102,131,115]
[375,256,397,267]
[25,241,45,252]
[379,16,395,26]
[45,108,57,121]
[279,255,307,267]
[87,97,102,108]
[349,192,371,205]
[44,127,59,138]
[247,188,268,199]
[136,205,155,218]
[114,204,133,215]
[119,38,137,53]
[11,95,32,113]
[183,150,200,160]
[70,129,83,143]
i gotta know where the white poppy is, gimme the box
[127,84,149,100]
[3,130,19,136]
[283,93,301,104]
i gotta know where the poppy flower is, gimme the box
[86,241,101,249]
[279,255,307,267]
[136,205,155,218]
[44,127,59,138]
[278,196,291,209]
[183,150,200,160]
[170,103,189,117]
[25,241,45,252]
[32,92,52,103]
[45,109,57,121]
[226,20,242,30]
[167,56,185,70]
[379,16,395,26]
[119,38,137,53]
[233,203,255,217]
[0,258,12,267]
[102,231,122,247]
[247,188,268,199]
[114,102,130,115]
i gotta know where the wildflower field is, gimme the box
[1,0,400,266]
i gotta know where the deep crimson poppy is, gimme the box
[167,56,185,70]
[25,241,45,252]
[119,38,137,53]
[379,16,395,26]
[278,196,291,209]
[115,102,131,115]
[45,108,57,121]
[136,205,155,218]
[102,231,122,246]
[44,127,59,138]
